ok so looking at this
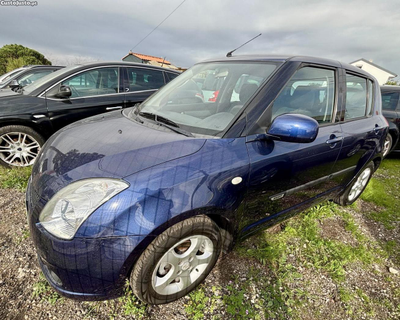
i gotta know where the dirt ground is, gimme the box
[0,184,399,319]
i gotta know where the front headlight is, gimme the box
[39,179,129,240]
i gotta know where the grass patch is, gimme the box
[32,273,62,305]
[223,279,257,319]
[361,158,400,230]
[240,202,379,281]
[185,287,209,320]
[0,166,31,191]
[118,285,147,319]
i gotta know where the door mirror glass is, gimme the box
[56,85,72,99]
[267,113,319,143]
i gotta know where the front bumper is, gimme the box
[26,180,146,300]
[29,220,145,300]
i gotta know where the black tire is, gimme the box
[130,215,221,305]
[335,162,374,206]
[0,125,45,168]
[383,134,393,158]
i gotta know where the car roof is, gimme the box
[381,85,400,92]
[68,61,181,73]
[198,54,373,79]
[22,65,64,69]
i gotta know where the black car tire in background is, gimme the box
[382,133,393,158]
[335,162,375,206]
[130,215,221,305]
[0,125,44,168]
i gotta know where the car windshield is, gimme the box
[23,65,76,95]
[136,61,279,136]
[0,67,25,84]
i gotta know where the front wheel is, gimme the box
[130,215,221,304]
[0,125,44,168]
[335,162,374,206]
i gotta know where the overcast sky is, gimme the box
[1,0,399,77]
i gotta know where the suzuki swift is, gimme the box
[26,55,388,304]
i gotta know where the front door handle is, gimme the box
[326,135,343,147]
[106,106,123,110]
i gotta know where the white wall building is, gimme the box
[350,58,397,85]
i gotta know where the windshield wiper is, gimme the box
[138,111,194,137]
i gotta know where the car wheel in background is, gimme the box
[335,162,374,206]
[382,134,393,158]
[130,215,221,305]
[0,125,44,168]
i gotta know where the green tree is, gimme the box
[0,44,51,74]
[385,80,399,86]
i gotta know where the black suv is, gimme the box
[0,62,180,167]
[0,65,63,91]
[381,85,400,156]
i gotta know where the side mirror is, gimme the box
[9,79,20,90]
[56,85,72,99]
[267,113,319,143]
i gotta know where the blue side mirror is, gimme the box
[267,113,319,143]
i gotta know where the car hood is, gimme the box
[31,111,206,201]
[0,89,21,97]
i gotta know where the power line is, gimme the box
[130,0,188,51]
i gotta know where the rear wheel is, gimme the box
[335,162,374,206]
[0,125,44,168]
[383,134,393,158]
[130,215,221,304]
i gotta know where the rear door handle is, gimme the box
[373,126,383,134]
[106,106,123,110]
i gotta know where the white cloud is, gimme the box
[0,0,399,76]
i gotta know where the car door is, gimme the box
[45,66,124,132]
[123,67,166,108]
[241,65,343,235]
[332,71,384,185]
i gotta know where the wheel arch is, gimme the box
[0,118,50,140]
[118,207,235,284]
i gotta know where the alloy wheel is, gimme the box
[348,167,372,202]
[382,135,392,157]
[0,132,41,167]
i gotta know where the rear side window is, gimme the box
[381,91,399,111]
[165,72,179,82]
[271,66,336,124]
[126,68,165,91]
[345,74,368,120]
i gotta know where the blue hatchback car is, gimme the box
[27,55,388,304]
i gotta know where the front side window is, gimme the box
[271,67,336,124]
[135,62,278,136]
[125,68,165,91]
[381,90,399,111]
[345,74,367,120]
[62,67,119,98]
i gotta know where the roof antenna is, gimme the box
[226,33,262,57]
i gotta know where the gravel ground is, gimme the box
[1,186,399,319]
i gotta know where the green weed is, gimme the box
[0,166,31,191]
[118,286,147,319]
[32,274,62,305]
